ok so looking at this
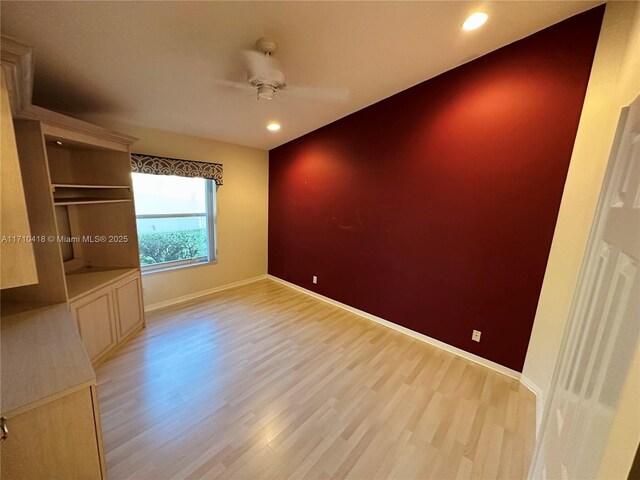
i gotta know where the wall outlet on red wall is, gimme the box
[472,330,482,342]
[312,276,318,284]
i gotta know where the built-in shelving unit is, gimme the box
[49,160,135,206]
[3,118,145,359]
[0,34,143,480]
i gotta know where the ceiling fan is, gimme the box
[216,37,349,102]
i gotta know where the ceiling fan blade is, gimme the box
[281,85,350,102]
[212,78,253,90]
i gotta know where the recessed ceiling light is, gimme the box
[463,12,488,31]
[267,122,281,132]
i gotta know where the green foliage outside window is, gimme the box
[138,229,207,266]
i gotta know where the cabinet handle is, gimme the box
[0,417,7,443]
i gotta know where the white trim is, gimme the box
[268,275,521,380]
[520,374,544,438]
[144,274,267,313]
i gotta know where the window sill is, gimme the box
[141,258,217,276]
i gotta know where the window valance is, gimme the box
[131,153,223,185]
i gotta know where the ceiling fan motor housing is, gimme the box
[248,68,286,100]
[247,37,286,99]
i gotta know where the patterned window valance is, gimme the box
[131,153,223,185]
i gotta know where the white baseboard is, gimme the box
[520,374,544,438]
[144,274,267,313]
[268,275,521,380]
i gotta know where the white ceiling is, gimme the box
[1,1,601,150]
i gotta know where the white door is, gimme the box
[530,96,640,480]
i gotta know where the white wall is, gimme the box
[522,0,639,429]
[85,119,269,308]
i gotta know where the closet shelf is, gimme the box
[53,198,132,206]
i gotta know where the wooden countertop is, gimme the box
[1,303,95,417]
[65,266,137,301]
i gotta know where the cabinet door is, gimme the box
[70,288,117,363]
[113,273,144,340]
[0,71,37,289]
[1,388,103,480]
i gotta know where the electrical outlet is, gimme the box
[472,330,481,342]
[312,275,318,284]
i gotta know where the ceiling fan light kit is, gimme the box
[256,84,276,100]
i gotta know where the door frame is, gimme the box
[529,96,640,478]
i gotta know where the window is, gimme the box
[132,172,216,272]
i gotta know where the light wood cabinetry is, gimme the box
[0,304,105,480]
[0,70,37,289]
[72,288,118,363]
[1,36,143,479]
[69,270,144,363]
[3,94,146,366]
[4,120,147,365]
[3,120,68,304]
[2,389,103,480]
[113,272,144,340]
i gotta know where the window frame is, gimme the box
[134,175,217,274]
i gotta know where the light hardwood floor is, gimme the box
[96,279,535,479]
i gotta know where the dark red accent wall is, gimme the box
[268,7,604,372]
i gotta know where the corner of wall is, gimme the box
[521,0,640,413]
[520,374,545,438]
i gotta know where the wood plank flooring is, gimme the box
[96,279,535,479]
